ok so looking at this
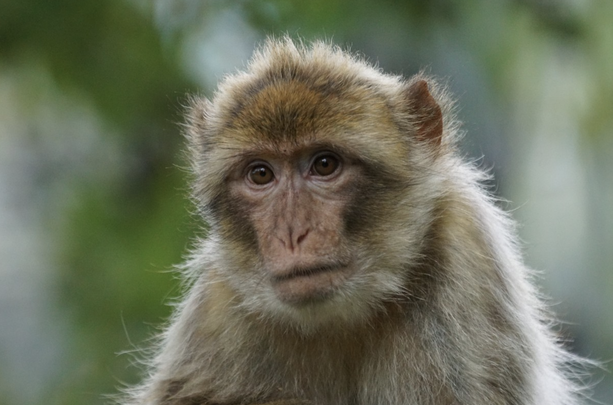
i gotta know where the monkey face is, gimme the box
[216,141,419,330]
[227,145,361,306]
[195,94,428,330]
[186,50,445,329]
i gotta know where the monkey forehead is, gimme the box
[232,80,399,135]
[206,38,411,152]
[204,79,411,166]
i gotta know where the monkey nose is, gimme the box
[278,227,310,252]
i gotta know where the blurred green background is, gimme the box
[0,0,611,404]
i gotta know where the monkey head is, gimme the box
[185,39,448,331]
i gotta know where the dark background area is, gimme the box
[0,1,611,404]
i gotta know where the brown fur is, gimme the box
[120,38,585,405]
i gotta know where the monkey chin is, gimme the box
[270,263,353,306]
[260,263,402,335]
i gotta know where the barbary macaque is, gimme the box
[121,38,586,405]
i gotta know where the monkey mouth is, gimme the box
[271,263,347,282]
[270,263,351,304]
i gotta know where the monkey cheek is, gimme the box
[271,268,351,306]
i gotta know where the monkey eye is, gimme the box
[312,154,340,177]
[249,165,274,185]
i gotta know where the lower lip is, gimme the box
[271,265,350,305]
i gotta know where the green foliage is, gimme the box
[0,0,193,128]
[1,1,196,403]
[56,166,194,403]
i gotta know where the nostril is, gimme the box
[275,235,287,248]
[296,229,309,246]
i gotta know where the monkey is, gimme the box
[120,37,587,405]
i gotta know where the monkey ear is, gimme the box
[405,80,443,146]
